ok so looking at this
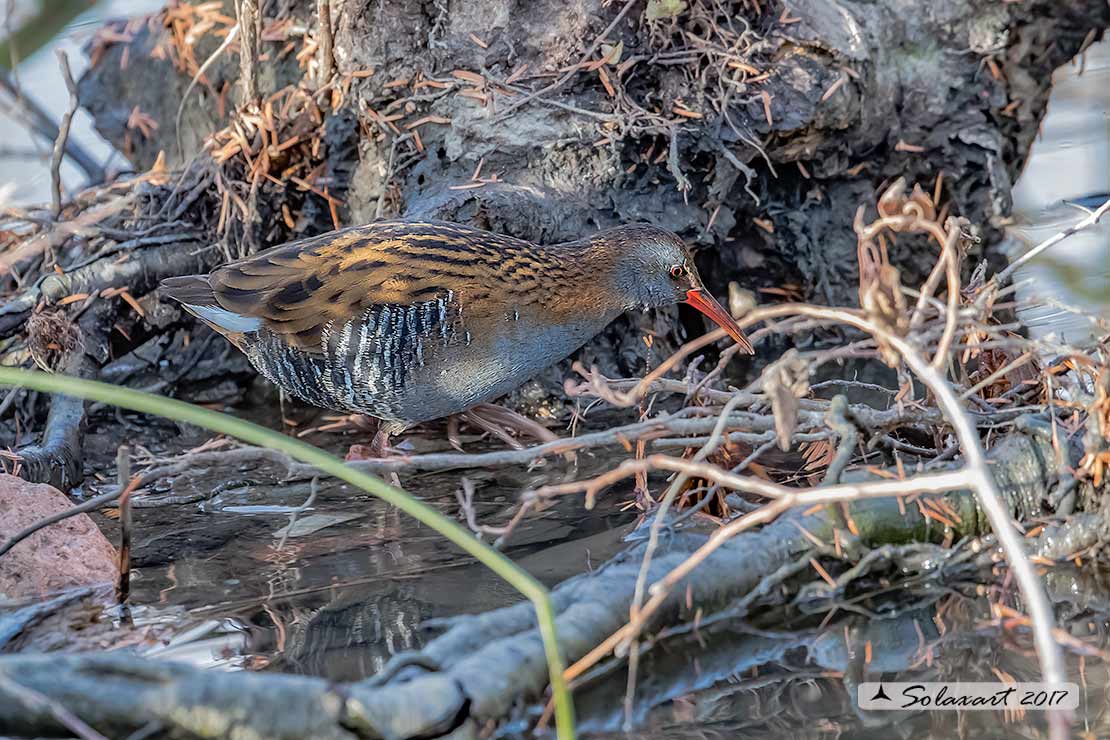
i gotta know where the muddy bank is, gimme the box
[72,0,1108,379]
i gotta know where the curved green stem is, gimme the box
[0,367,575,739]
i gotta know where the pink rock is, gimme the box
[0,474,118,600]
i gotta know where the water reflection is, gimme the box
[1006,35,1110,346]
[75,432,642,682]
[580,575,1110,738]
[67,432,1110,740]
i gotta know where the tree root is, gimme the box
[15,344,96,490]
[15,381,87,489]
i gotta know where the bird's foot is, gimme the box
[345,420,409,461]
[455,403,572,459]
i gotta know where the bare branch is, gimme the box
[50,51,79,217]
[237,0,260,103]
[316,0,335,86]
[553,302,1069,740]
[0,70,104,182]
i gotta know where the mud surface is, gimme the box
[75,1,1109,391]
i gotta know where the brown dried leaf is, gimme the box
[762,350,811,451]
[859,263,909,366]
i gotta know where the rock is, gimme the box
[0,474,117,600]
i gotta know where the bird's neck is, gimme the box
[482,229,646,322]
[533,235,633,315]
[568,231,659,310]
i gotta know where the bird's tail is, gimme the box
[160,275,261,347]
[160,275,218,306]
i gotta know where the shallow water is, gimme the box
[80,415,644,681]
[6,400,1103,739]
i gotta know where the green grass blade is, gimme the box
[0,367,575,739]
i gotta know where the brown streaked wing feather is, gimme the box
[206,220,542,352]
[160,274,218,306]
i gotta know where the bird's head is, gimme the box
[594,224,754,354]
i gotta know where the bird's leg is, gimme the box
[279,390,291,430]
[346,419,408,460]
[446,414,464,452]
[458,408,526,450]
[458,403,560,449]
[374,419,410,456]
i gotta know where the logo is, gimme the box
[858,682,1078,711]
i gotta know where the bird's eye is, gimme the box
[669,264,686,280]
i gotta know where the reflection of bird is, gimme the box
[161,220,752,451]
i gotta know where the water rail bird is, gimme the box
[161,220,753,452]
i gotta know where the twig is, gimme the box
[960,351,1036,400]
[456,477,515,539]
[0,385,20,419]
[316,0,335,86]
[275,476,318,551]
[336,411,784,474]
[237,0,260,103]
[906,222,953,330]
[0,486,124,559]
[546,301,1067,739]
[666,126,691,196]
[50,51,79,217]
[115,446,135,605]
[858,184,962,370]
[176,24,240,159]
[813,309,1069,709]
[822,394,859,485]
[375,133,412,220]
[627,304,1067,738]
[569,328,753,407]
[623,392,749,727]
[666,437,780,529]
[622,472,965,605]
[278,387,1019,478]
[567,300,912,409]
[555,466,973,683]
[533,450,967,506]
[931,224,963,369]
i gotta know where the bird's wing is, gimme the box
[163,221,533,354]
